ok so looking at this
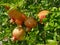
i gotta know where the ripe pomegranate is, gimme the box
[24,17,37,32]
[11,27,25,41]
[38,10,49,24]
[8,9,26,25]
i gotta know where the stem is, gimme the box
[42,31,46,45]
[53,28,57,41]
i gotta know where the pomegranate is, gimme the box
[8,9,26,25]
[38,10,49,24]
[24,17,37,32]
[11,27,25,41]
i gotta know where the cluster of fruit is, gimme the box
[5,6,49,41]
